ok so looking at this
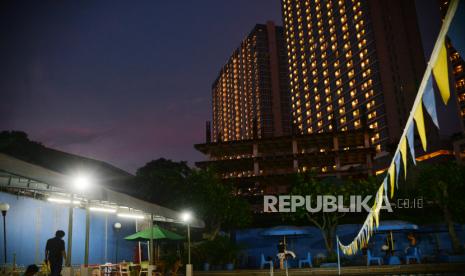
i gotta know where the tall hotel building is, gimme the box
[281,0,426,155]
[212,22,291,142]
[197,23,374,203]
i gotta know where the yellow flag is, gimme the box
[432,42,450,105]
[373,208,380,228]
[413,104,427,151]
[400,138,407,179]
[389,164,395,198]
[378,184,384,207]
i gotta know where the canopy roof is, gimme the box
[261,225,313,236]
[0,153,204,228]
[125,225,184,241]
[376,220,418,232]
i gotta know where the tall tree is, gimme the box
[289,173,378,256]
[413,162,465,254]
[135,162,251,238]
[186,168,251,239]
[135,158,192,207]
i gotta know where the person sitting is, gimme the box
[276,240,296,269]
[24,264,39,276]
[170,257,182,276]
[407,233,417,247]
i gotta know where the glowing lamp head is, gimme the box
[114,222,122,230]
[181,211,192,223]
[0,203,10,215]
[72,174,92,191]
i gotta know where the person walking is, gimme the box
[45,230,66,276]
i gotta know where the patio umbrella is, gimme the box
[376,220,418,232]
[260,225,313,236]
[125,225,184,241]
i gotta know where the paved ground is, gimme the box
[194,263,465,275]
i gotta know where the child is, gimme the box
[24,265,39,276]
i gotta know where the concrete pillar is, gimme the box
[292,139,298,171]
[253,143,258,157]
[333,135,339,150]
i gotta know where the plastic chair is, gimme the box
[139,261,149,276]
[367,250,382,266]
[118,262,130,276]
[298,252,313,268]
[405,247,421,264]
[260,254,273,269]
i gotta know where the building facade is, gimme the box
[212,22,291,142]
[195,129,374,210]
[281,0,426,156]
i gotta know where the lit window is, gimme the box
[348,69,355,78]
[455,64,463,74]
[351,99,358,107]
[368,111,377,119]
[350,89,356,97]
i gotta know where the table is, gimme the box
[99,264,118,276]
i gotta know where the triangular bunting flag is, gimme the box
[394,154,401,188]
[413,104,427,151]
[400,137,408,178]
[422,76,440,128]
[407,123,416,165]
[389,164,395,198]
[432,41,451,105]
[383,177,389,204]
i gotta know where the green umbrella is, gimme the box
[124,225,184,241]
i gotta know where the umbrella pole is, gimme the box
[136,219,141,264]
[150,214,154,265]
[147,242,150,262]
[336,235,341,276]
[390,231,394,251]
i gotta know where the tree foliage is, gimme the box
[412,162,465,253]
[136,160,251,238]
[186,168,251,239]
[289,173,378,255]
[135,158,191,207]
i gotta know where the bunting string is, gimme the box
[338,0,461,255]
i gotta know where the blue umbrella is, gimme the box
[376,220,418,232]
[260,226,312,236]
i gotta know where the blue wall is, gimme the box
[0,192,139,266]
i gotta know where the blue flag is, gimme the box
[394,153,401,188]
[407,123,416,165]
[423,76,440,128]
[383,177,389,205]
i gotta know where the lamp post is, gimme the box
[114,222,122,263]
[181,211,192,276]
[0,203,9,267]
[72,173,92,267]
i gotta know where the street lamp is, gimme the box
[0,203,10,266]
[114,222,122,263]
[181,211,193,276]
[68,173,93,267]
[73,175,92,193]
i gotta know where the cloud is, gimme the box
[37,127,112,147]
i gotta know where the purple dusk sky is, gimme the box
[0,1,281,173]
